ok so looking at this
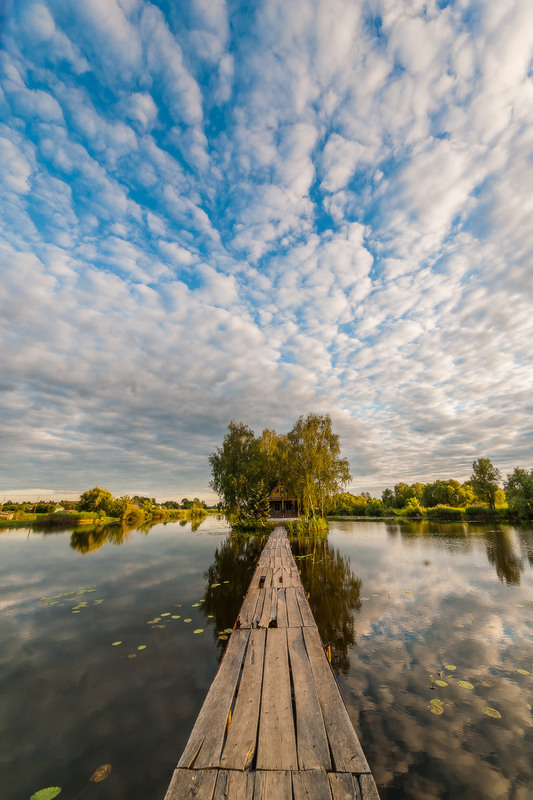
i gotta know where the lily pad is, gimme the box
[184,618,192,623]
[90,764,112,783]
[361,597,369,601]
[210,583,220,588]
[435,680,448,687]
[224,628,233,634]
[428,699,444,715]
[207,615,214,618]
[517,669,530,675]
[445,665,456,670]
[218,634,228,640]
[481,706,501,719]
[171,615,180,619]
[72,610,81,614]
[479,680,493,687]
[94,599,104,604]
[128,654,136,659]
[457,680,474,690]
[161,613,170,616]
[193,629,204,634]
[111,641,122,646]
[192,603,201,607]
[30,788,62,800]
[137,645,146,650]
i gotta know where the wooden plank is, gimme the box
[359,774,380,800]
[252,589,266,627]
[178,629,249,769]
[302,626,369,774]
[295,586,315,627]
[253,770,292,799]
[238,588,260,629]
[328,774,361,800]
[213,770,255,800]
[220,628,266,770]
[258,587,274,628]
[286,586,303,627]
[256,628,298,770]
[287,628,331,771]
[277,588,288,627]
[164,769,218,800]
[292,770,332,800]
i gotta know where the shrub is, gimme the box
[426,506,464,521]
[465,505,497,521]
[285,518,328,536]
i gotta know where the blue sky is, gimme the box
[1,0,532,501]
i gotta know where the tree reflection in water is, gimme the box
[291,537,362,674]
[201,533,362,673]
[202,534,268,654]
[385,520,527,586]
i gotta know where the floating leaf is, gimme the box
[184,618,192,623]
[207,615,214,618]
[517,669,530,675]
[457,680,474,690]
[175,604,182,607]
[171,615,180,619]
[30,788,62,800]
[72,610,81,614]
[479,680,493,687]
[193,629,204,634]
[111,641,122,646]
[138,645,146,650]
[218,634,228,640]
[435,680,448,687]
[516,604,525,608]
[90,764,112,783]
[211,583,220,588]
[223,581,229,584]
[94,599,104,604]
[445,665,456,670]
[481,706,501,719]
[128,654,136,659]
[153,617,161,622]
[224,628,233,634]
[192,603,201,607]
[161,613,170,616]
[361,597,369,601]
[428,699,444,715]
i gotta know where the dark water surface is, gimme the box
[1,519,532,800]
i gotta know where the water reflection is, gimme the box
[291,537,362,674]
[385,520,529,585]
[202,534,268,652]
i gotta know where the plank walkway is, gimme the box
[164,526,380,800]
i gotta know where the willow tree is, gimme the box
[282,413,351,518]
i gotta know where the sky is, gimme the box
[1,0,532,502]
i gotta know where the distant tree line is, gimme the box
[333,458,533,520]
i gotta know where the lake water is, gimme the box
[1,518,532,800]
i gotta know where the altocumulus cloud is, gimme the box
[0,0,532,499]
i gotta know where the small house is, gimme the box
[268,481,299,518]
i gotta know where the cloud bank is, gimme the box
[1,0,532,499]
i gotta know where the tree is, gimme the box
[381,488,395,507]
[209,421,266,518]
[282,413,351,518]
[504,467,533,519]
[470,458,502,510]
[78,487,114,515]
[244,480,271,522]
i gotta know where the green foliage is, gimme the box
[403,497,423,517]
[504,467,533,519]
[470,457,502,510]
[365,500,385,516]
[230,519,276,534]
[209,421,268,518]
[285,517,328,536]
[425,506,464,521]
[333,492,368,515]
[465,505,498,521]
[78,487,115,515]
[244,480,271,522]
[283,413,351,518]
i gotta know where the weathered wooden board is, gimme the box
[213,770,255,800]
[359,774,380,800]
[286,586,303,627]
[302,626,370,774]
[253,770,292,799]
[178,629,249,769]
[292,770,333,800]
[164,768,218,800]
[256,628,298,770]
[287,627,331,771]
[220,628,266,770]
[328,773,361,800]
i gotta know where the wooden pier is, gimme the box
[164,526,380,799]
